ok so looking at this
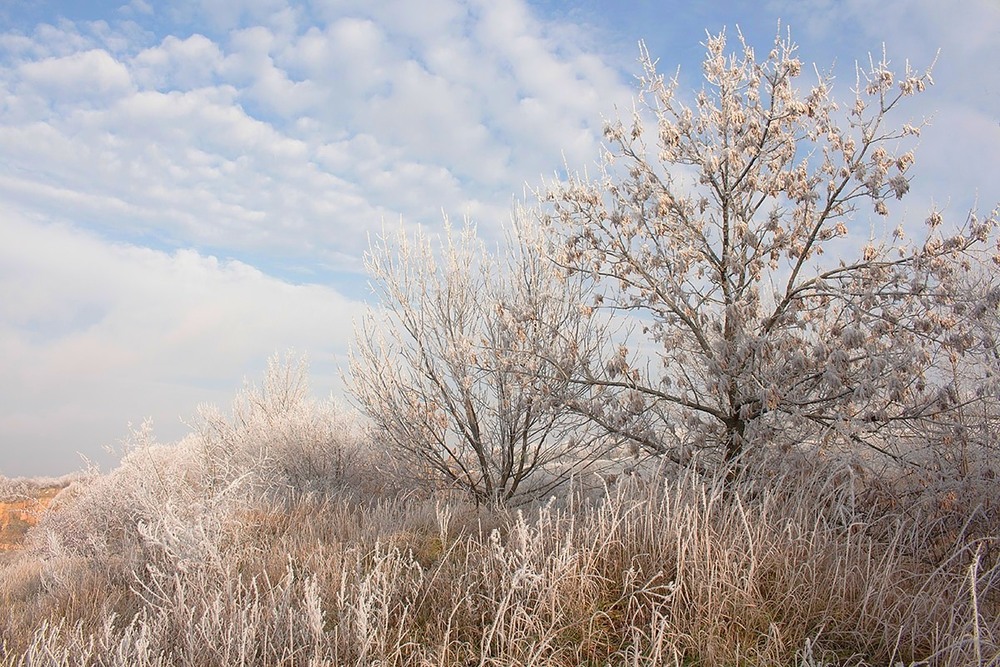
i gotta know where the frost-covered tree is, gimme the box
[539,28,999,471]
[348,217,607,504]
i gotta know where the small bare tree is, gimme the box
[347,216,607,504]
[539,28,999,472]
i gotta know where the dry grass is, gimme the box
[1,460,996,667]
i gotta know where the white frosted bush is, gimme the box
[29,354,374,578]
[193,354,372,500]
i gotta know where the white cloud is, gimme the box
[365,59,508,184]
[0,0,632,257]
[121,0,155,17]
[132,34,223,90]
[0,214,361,476]
[18,48,133,101]
[0,79,392,257]
[369,0,468,41]
[170,0,294,32]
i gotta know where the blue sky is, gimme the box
[1,0,998,477]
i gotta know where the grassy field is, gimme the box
[0,453,997,667]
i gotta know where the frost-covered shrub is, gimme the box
[191,354,377,500]
[1,355,388,664]
[0,474,79,503]
[28,354,379,567]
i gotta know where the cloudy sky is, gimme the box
[1,0,997,477]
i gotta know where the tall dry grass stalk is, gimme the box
[1,458,996,666]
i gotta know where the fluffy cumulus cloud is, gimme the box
[131,33,224,90]
[0,0,634,261]
[0,0,997,476]
[19,48,133,100]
